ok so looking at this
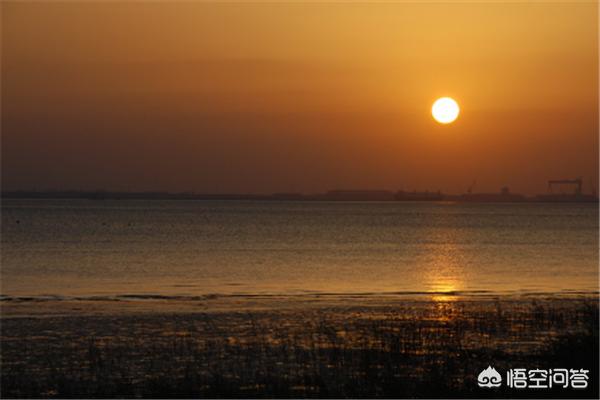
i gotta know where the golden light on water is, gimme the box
[432,97,460,124]
[423,241,466,303]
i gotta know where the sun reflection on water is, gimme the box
[423,239,467,303]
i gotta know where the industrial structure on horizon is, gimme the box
[2,177,598,203]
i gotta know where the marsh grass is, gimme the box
[1,298,598,398]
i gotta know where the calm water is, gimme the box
[1,200,598,299]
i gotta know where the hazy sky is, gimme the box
[2,1,598,194]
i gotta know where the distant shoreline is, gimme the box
[2,190,598,203]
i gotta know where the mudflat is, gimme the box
[1,295,598,398]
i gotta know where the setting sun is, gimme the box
[432,97,460,124]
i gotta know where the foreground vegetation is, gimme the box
[1,297,598,398]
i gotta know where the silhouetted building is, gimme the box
[395,190,443,201]
[322,190,396,201]
[271,193,305,200]
[461,187,526,202]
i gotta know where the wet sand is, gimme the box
[1,295,598,398]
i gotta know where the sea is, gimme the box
[1,199,598,301]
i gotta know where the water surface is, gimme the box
[1,200,598,300]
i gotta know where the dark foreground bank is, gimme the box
[1,296,598,398]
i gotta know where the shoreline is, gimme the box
[3,195,599,203]
[1,291,598,318]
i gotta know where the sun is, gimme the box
[432,97,460,124]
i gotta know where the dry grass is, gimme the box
[1,297,598,398]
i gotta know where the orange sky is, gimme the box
[2,1,598,195]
